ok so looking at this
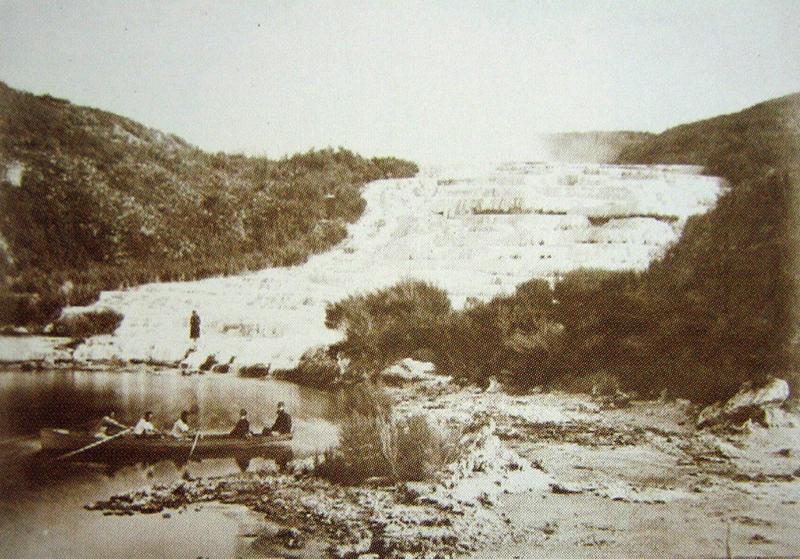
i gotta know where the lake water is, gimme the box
[0,367,338,559]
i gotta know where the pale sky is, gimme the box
[1,0,799,164]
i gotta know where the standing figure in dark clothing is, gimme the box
[263,402,292,435]
[189,310,201,341]
[230,409,251,438]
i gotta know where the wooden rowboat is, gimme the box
[40,428,292,455]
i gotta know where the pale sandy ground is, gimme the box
[395,384,800,558]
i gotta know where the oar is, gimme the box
[55,428,133,461]
[0,434,39,447]
[2,416,106,448]
[186,432,201,462]
[73,416,105,430]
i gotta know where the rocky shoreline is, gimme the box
[0,334,176,370]
[0,335,222,376]
[81,379,800,558]
[87,471,524,558]
[84,386,553,558]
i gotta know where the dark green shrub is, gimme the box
[395,415,459,481]
[326,281,452,374]
[555,370,622,396]
[318,411,457,485]
[51,308,123,337]
[331,380,393,419]
[238,363,271,378]
[0,291,65,326]
[370,156,420,179]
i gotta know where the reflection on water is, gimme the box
[0,367,335,436]
[0,367,338,559]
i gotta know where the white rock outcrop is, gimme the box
[429,420,553,507]
[59,162,720,370]
[380,358,444,383]
[697,377,791,429]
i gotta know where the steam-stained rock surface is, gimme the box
[58,162,720,370]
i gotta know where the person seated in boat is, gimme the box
[133,411,159,436]
[170,410,194,439]
[262,402,292,435]
[95,410,129,438]
[230,409,251,438]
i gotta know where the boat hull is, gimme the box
[40,428,292,455]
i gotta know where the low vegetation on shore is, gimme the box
[318,412,458,484]
[327,93,800,403]
[0,83,418,326]
[317,382,459,484]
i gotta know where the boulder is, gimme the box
[697,378,790,429]
[275,527,304,549]
[380,358,446,384]
[211,356,235,373]
[762,407,800,429]
[484,376,501,393]
[286,457,316,475]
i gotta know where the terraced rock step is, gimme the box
[69,162,721,370]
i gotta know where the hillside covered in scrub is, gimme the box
[0,82,418,325]
[614,92,800,400]
[328,93,800,403]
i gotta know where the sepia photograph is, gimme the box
[0,1,799,557]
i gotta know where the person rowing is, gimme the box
[133,411,159,436]
[95,410,129,438]
[170,410,195,439]
[262,402,292,435]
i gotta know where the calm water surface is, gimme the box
[0,367,338,559]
